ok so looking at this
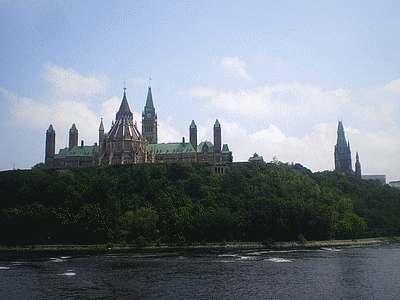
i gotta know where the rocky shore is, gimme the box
[1,238,393,260]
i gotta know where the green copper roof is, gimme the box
[69,123,78,132]
[190,120,196,128]
[54,145,99,158]
[47,124,54,133]
[197,141,214,153]
[148,142,196,154]
[214,119,220,128]
[222,144,230,153]
[145,87,154,111]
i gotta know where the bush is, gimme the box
[87,244,106,252]
[262,238,275,248]
[133,236,149,248]
[298,234,307,244]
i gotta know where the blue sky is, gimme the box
[1,0,400,181]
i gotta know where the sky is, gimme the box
[1,0,400,181]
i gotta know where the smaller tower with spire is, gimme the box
[45,124,56,166]
[99,118,105,151]
[214,119,221,153]
[355,152,362,179]
[69,124,78,150]
[189,120,197,150]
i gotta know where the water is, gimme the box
[1,243,400,299]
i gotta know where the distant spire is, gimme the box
[355,151,362,179]
[99,118,104,131]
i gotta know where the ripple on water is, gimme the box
[0,266,10,270]
[320,247,342,252]
[59,272,76,276]
[265,258,292,263]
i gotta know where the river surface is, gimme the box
[1,243,400,299]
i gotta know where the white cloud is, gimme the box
[158,115,183,143]
[220,57,251,80]
[250,125,285,143]
[42,62,110,98]
[200,82,351,119]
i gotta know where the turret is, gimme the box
[45,125,56,166]
[189,120,197,151]
[69,124,78,150]
[99,118,105,150]
[355,152,362,179]
[213,119,221,153]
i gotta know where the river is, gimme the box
[1,243,400,299]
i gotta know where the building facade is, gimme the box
[45,86,232,167]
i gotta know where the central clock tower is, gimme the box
[142,87,158,144]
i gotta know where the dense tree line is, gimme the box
[1,161,399,246]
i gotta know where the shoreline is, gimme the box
[0,238,394,260]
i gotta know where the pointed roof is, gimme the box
[338,121,344,132]
[144,87,154,111]
[214,119,220,128]
[190,120,196,129]
[69,123,78,132]
[99,118,104,131]
[47,124,54,133]
[116,90,133,120]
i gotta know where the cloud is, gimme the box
[220,57,251,80]
[198,82,351,119]
[42,62,110,98]
[250,125,285,143]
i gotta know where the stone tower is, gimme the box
[45,124,56,166]
[189,120,197,150]
[213,119,221,162]
[334,121,352,172]
[142,87,157,144]
[213,119,221,153]
[69,124,78,150]
[355,152,362,179]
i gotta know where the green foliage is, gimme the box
[87,244,107,252]
[1,162,400,246]
[298,234,307,244]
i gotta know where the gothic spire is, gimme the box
[145,87,154,111]
[99,118,104,131]
[355,151,362,179]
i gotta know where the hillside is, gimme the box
[1,162,399,246]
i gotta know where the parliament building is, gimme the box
[45,87,233,167]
